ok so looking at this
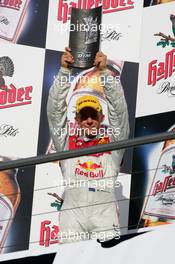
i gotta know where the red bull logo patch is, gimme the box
[78,161,102,171]
[75,160,104,178]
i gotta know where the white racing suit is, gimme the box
[47,67,129,243]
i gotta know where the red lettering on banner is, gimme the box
[25,86,32,100]
[0,84,33,109]
[75,167,104,178]
[87,0,95,9]
[39,220,59,247]
[0,0,22,10]
[152,175,175,196]
[57,0,135,23]
[148,49,175,86]
[16,88,25,101]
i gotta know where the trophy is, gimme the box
[69,6,102,69]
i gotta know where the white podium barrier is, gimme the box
[53,224,175,264]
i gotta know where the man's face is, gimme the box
[76,107,104,138]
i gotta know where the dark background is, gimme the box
[17,0,49,48]
[144,0,157,7]
[0,254,56,264]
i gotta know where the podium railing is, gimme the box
[0,131,175,171]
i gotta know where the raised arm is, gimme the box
[47,48,74,151]
[100,68,130,142]
[94,52,130,142]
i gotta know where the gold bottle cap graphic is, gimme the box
[162,126,175,150]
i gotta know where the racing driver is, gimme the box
[47,48,130,246]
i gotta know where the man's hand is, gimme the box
[94,51,107,71]
[61,47,74,68]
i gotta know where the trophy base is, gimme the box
[69,63,94,69]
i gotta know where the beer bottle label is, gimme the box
[0,194,13,249]
[143,146,175,219]
[0,0,30,41]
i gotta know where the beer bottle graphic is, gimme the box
[141,125,175,227]
[0,0,30,42]
[0,157,21,253]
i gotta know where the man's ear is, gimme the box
[75,114,80,123]
[101,114,105,123]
